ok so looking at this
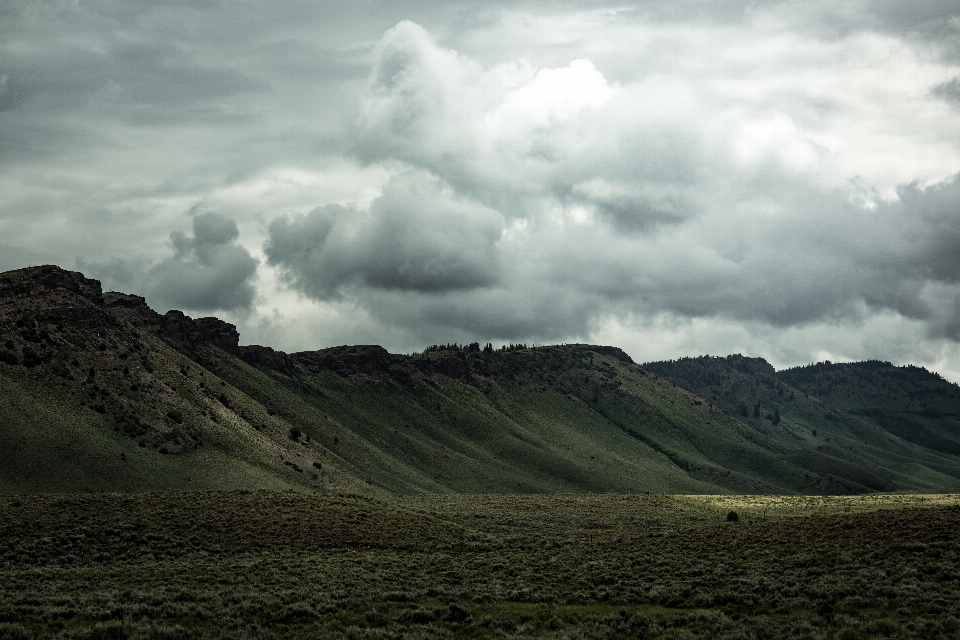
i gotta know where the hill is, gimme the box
[644,355,960,491]
[778,360,960,457]
[0,265,948,495]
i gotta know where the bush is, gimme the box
[83,620,130,640]
[289,427,301,440]
[0,622,30,640]
[21,347,42,367]
[0,351,17,366]
[727,511,739,522]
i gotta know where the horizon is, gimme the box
[3,2,960,383]
[9,260,958,385]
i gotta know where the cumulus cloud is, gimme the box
[83,212,258,313]
[4,2,960,379]
[352,20,625,204]
[264,16,960,358]
[265,171,504,297]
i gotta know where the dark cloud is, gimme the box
[82,212,258,313]
[265,171,504,297]
[867,0,960,36]
[934,77,960,104]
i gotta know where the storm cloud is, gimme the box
[3,1,960,380]
[266,17,960,354]
[265,171,504,297]
[83,212,258,314]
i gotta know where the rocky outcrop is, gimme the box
[726,354,776,378]
[0,265,110,329]
[0,266,640,391]
[103,292,161,327]
[0,265,103,306]
[157,311,241,356]
[103,292,241,357]
[567,344,635,364]
[290,345,422,385]
[239,345,297,376]
[292,345,394,376]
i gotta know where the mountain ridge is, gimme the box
[645,354,960,492]
[2,264,959,496]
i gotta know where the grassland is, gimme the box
[2,492,959,639]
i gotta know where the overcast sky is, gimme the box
[3,1,960,381]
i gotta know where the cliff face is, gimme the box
[103,291,240,357]
[0,265,103,306]
[1,265,108,329]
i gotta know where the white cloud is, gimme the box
[490,58,618,129]
[271,15,960,378]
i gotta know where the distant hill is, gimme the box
[778,360,960,458]
[644,355,960,491]
[2,265,955,496]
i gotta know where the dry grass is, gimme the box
[677,492,960,519]
[2,491,959,638]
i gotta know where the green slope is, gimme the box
[645,355,960,490]
[202,340,900,495]
[0,265,925,496]
[0,266,339,494]
[778,360,960,455]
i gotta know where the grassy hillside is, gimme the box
[779,360,960,456]
[0,266,334,494]
[645,355,960,490]
[0,265,937,495]
[205,336,917,495]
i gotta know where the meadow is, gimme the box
[2,492,959,639]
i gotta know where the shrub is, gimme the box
[727,511,739,522]
[83,620,130,640]
[0,622,30,640]
[289,427,301,440]
[0,351,17,366]
[21,347,42,367]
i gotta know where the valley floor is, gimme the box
[1,492,959,639]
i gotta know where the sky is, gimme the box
[3,1,960,381]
